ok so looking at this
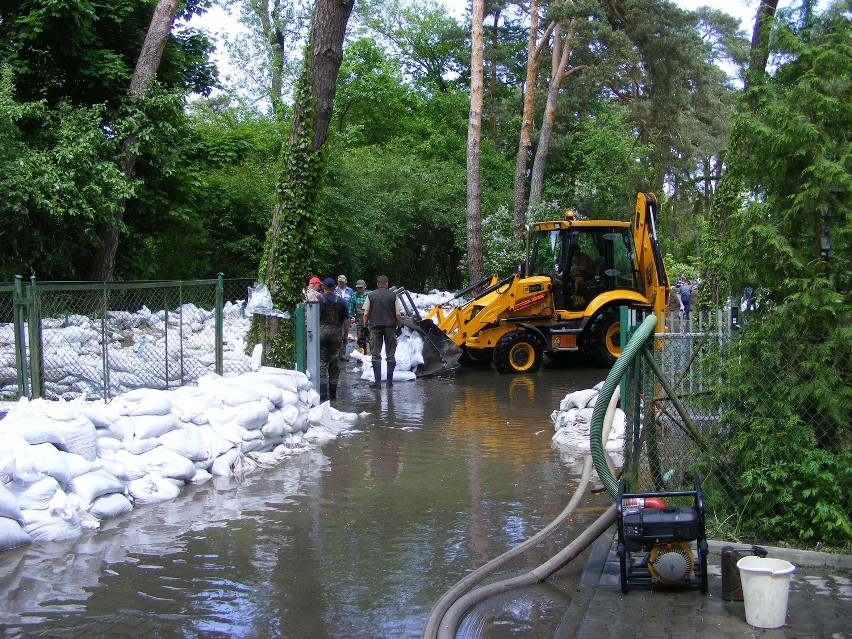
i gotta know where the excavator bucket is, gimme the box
[401,316,462,377]
[393,287,463,377]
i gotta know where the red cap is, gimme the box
[308,277,322,285]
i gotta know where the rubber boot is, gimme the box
[371,364,382,388]
[319,379,328,402]
[329,380,338,400]
[386,363,395,388]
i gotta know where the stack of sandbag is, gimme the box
[0,368,359,552]
[351,327,420,384]
[550,382,626,456]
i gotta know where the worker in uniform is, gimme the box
[362,275,402,388]
[317,277,350,401]
[349,279,371,355]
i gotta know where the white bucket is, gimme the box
[736,556,796,628]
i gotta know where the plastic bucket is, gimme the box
[736,556,796,628]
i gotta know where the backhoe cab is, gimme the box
[413,192,669,374]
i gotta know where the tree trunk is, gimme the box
[466,0,485,282]
[512,0,553,250]
[528,18,582,208]
[255,0,354,366]
[91,0,179,281]
[745,0,779,97]
[488,7,501,141]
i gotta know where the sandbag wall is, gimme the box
[0,368,358,553]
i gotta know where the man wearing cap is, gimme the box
[335,275,354,305]
[306,276,322,302]
[317,277,350,401]
[362,275,403,388]
[349,279,371,355]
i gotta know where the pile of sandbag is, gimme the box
[550,383,626,462]
[0,367,360,553]
[350,327,422,384]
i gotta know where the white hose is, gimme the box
[423,386,621,639]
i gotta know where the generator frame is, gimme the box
[616,477,709,594]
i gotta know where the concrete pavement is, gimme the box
[556,529,852,639]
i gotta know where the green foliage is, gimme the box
[0,66,132,280]
[706,3,851,548]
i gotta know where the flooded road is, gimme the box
[0,363,611,639]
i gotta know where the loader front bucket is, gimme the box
[402,317,462,377]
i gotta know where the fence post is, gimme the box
[12,276,30,399]
[305,302,320,387]
[26,276,42,399]
[295,303,306,372]
[215,274,224,376]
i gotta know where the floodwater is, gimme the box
[0,362,611,639]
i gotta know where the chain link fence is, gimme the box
[1,277,255,403]
[622,309,851,551]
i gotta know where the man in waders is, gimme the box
[318,277,350,401]
[362,275,402,388]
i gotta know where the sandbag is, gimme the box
[158,424,207,461]
[59,451,102,480]
[136,447,197,482]
[210,447,244,476]
[15,443,72,486]
[0,483,24,524]
[0,516,32,551]
[126,474,181,504]
[53,416,98,461]
[6,476,63,510]
[118,390,173,416]
[69,469,125,506]
[89,493,133,519]
[21,508,84,542]
[127,413,180,439]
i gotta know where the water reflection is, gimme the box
[0,364,608,638]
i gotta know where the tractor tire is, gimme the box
[493,331,543,374]
[460,346,493,367]
[582,308,621,367]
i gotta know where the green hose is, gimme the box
[589,314,658,500]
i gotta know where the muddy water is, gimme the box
[0,364,610,639]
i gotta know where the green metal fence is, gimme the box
[620,308,851,551]
[1,276,255,402]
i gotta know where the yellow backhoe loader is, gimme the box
[401,192,669,375]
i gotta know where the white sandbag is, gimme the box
[254,369,300,393]
[118,390,172,416]
[97,417,134,441]
[261,409,291,439]
[99,450,148,482]
[21,508,84,542]
[170,389,216,425]
[217,384,262,407]
[0,483,24,524]
[89,493,133,519]
[78,404,119,430]
[240,439,266,454]
[95,437,122,455]
[559,389,598,411]
[0,434,31,481]
[0,516,32,551]
[69,469,125,506]
[126,473,181,504]
[53,415,98,461]
[247,380,284,408]
[128,413,180,439]
[157,424,207,461]
[0,414,66,446]
[122,437,162,455]
[234,401,269,430]
[7,476,63,510]
[16,443,72,486]
[190,468,212,484]
[197,424,235,461]
[59,451,102,479]
[279,389,300,407]
[136,447,197,482]
[210,447,244,476]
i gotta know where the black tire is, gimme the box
[581,308,621,367]
[493,331,543,374]
[699,543,709,593]
[459,346,493,367]
[620,550,629,594]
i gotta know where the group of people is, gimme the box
[306,273,403,401]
